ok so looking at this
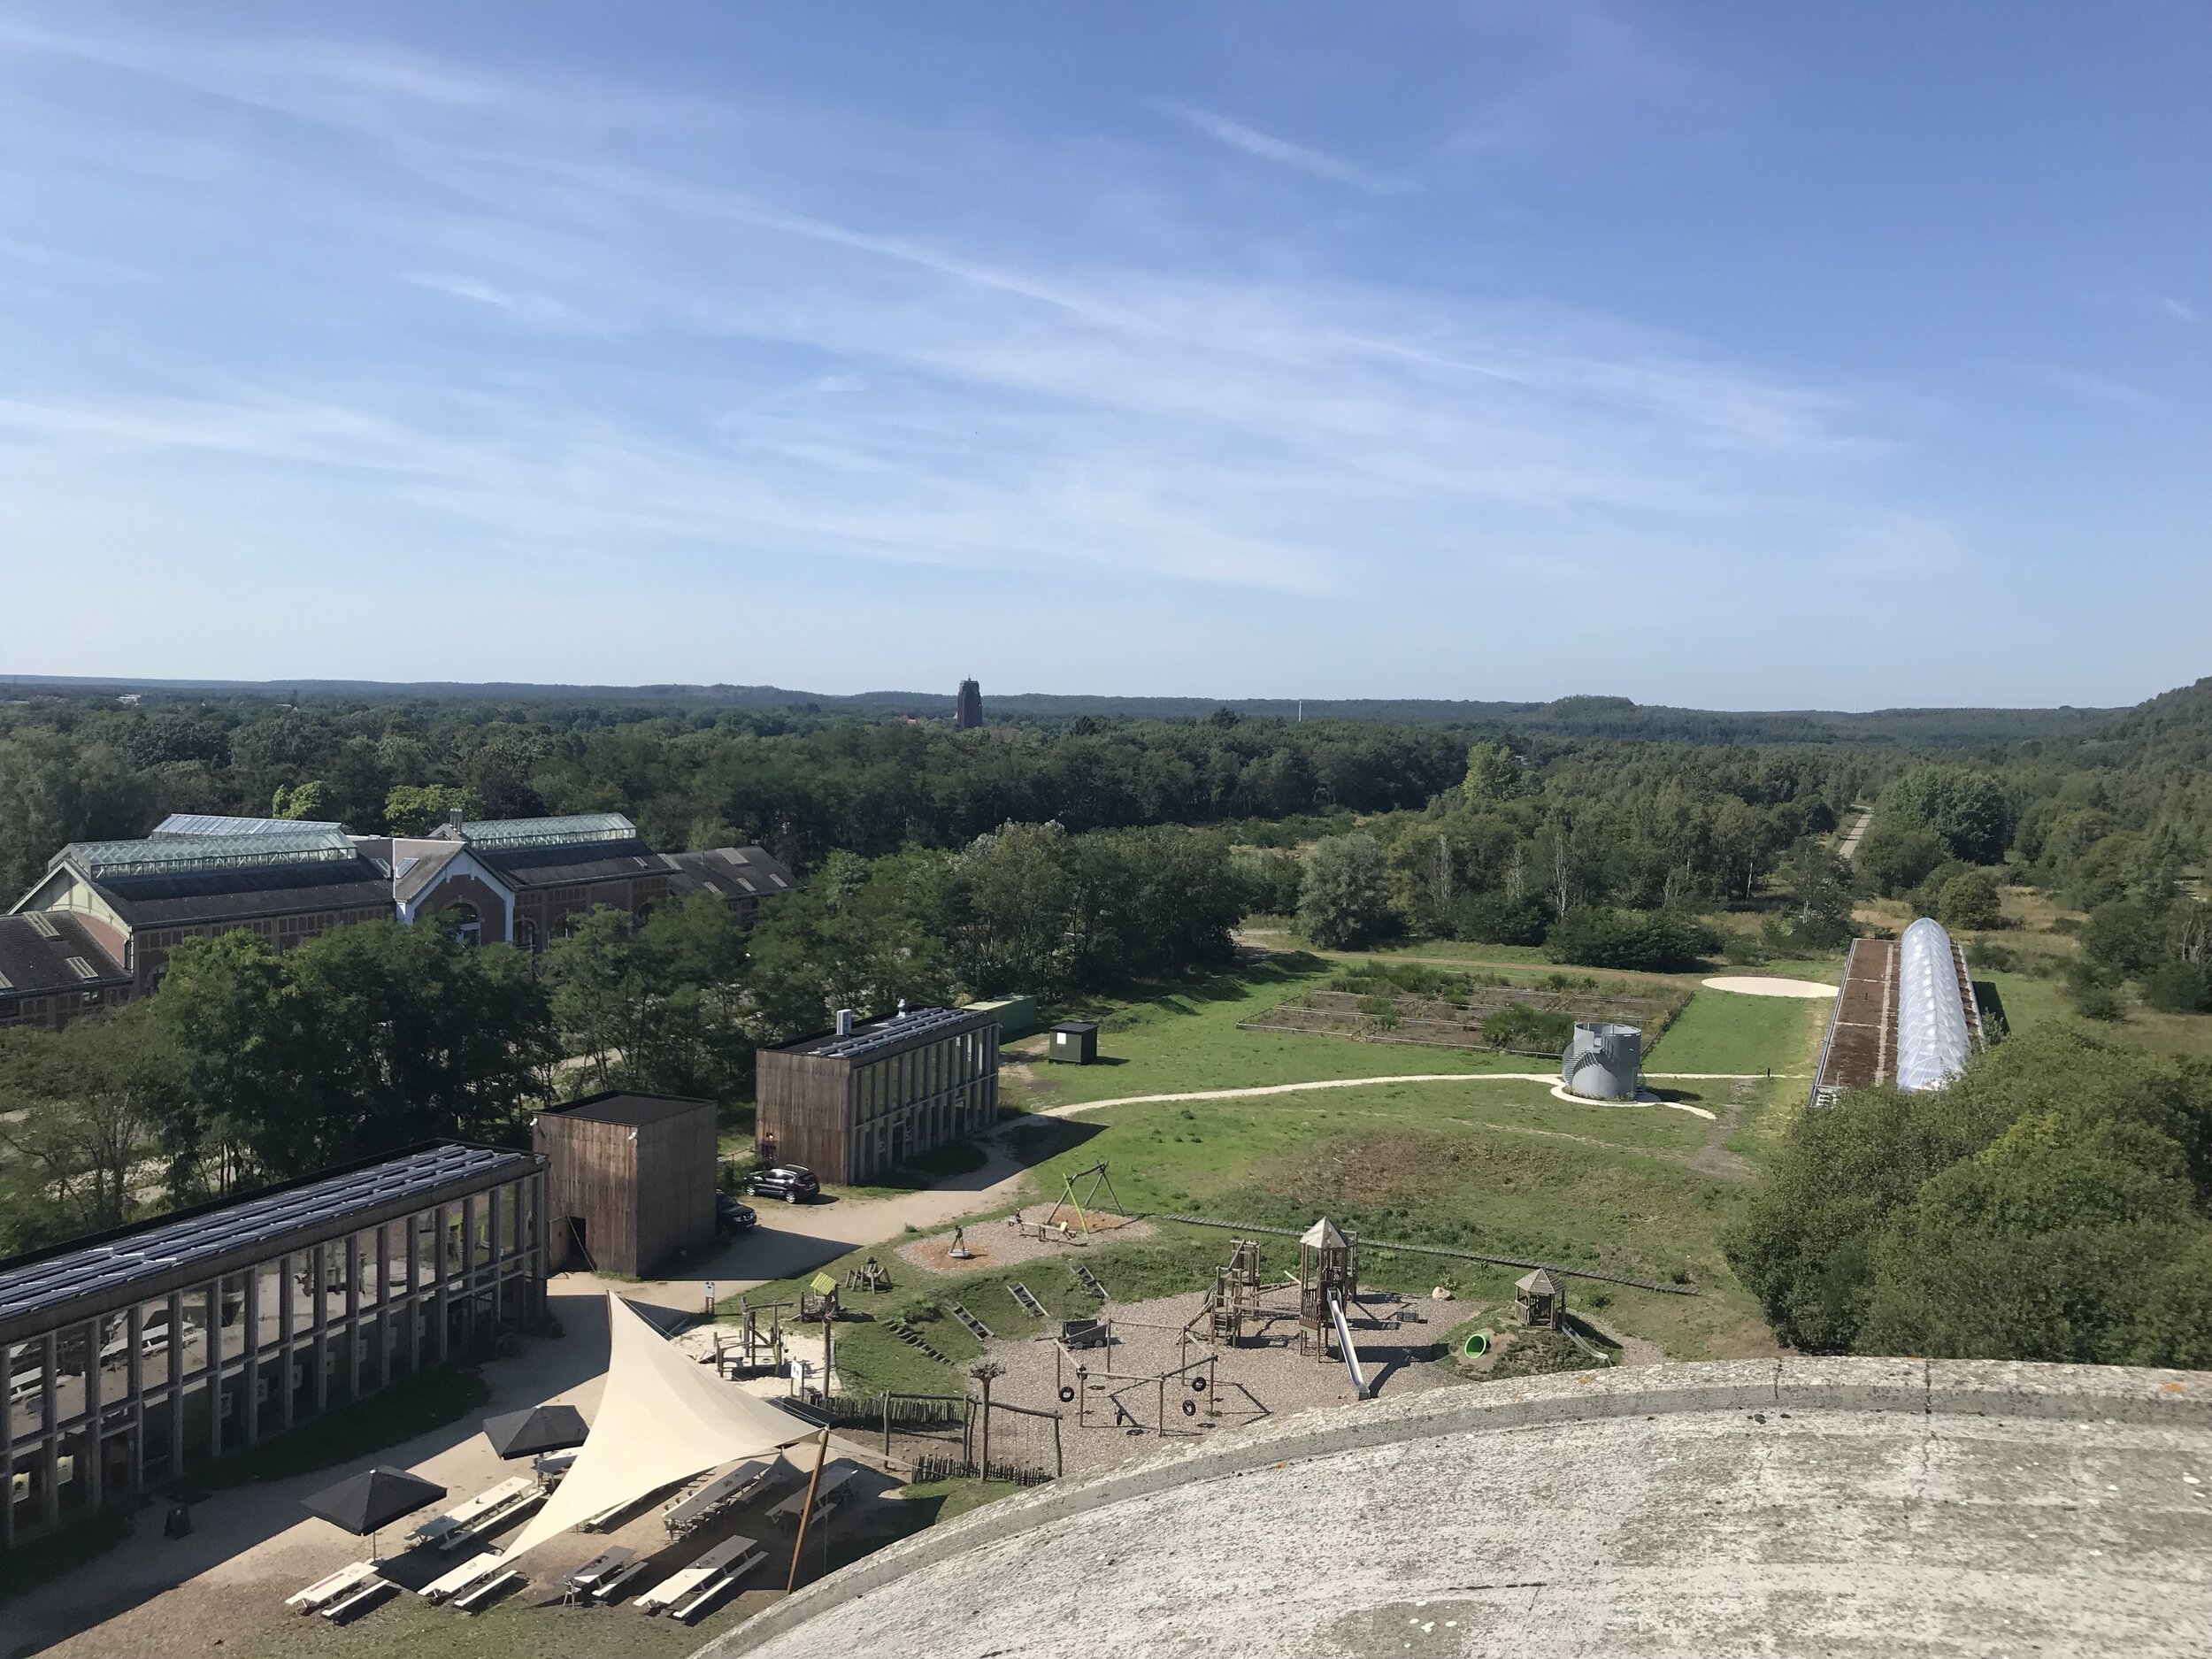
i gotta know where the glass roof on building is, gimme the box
[62,826,360,879]
[154,813,346,838]
[458,812,638,849]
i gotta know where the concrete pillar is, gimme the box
[242,1270,260,1446]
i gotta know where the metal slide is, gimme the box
[1327,1293,1371,1399]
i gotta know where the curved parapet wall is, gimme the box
[1561,1019,1640,1099]
[702,1357,2211,1659]
[1896,916,1971,1091]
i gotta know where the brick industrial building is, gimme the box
[1,812,795,1031]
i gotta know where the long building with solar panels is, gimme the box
[755,1005,1002,1183]
[2,810,796,1031]
[1,1142,546,1552]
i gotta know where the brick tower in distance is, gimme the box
[955,678,983,729]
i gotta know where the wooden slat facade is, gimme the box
[534,1094,716,1278]
[756,1009,1001,1184]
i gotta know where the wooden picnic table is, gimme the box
[409,1476,537,1550]
[285,1560,378,1615]
[419,1549,513,1606]
[766,1463,858,1530]
[663,1458,774,1533]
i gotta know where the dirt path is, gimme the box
[1837,803,1873,860]
[1688,1078,1759,1181]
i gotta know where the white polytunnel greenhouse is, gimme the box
[1895,916,1973,1092]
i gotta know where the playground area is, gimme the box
[979,1269,1468,1479]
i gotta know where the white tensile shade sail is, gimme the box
[505,1293,815,1562]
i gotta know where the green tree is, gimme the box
[271,779,333,820]
[1881,765,2010,864]
[1853,821,1946,898]
[1296,833,1393,949]
[1462,741,1522,803]
[156,919,553,1187]
[2082,901,2164,980]
[0,1009,176,1244]
[1860,1112,2208,1365]
[1936,869,2002,932]
[384,783,478,836]
[1725,1025,2212,1359]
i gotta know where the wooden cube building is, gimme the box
[533,1093,717,1277]
[1048,1021,1099,1064]
[756,1007,1000,1184]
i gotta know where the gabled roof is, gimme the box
[0,912,129,997]
[665,845,799,899]
[79,859,394,928]
[1516,1269,1561,1296]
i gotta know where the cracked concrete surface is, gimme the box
[700,1358,2212,1659]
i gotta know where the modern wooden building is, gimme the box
[534,1092,717,1277]
[755,1006,1001,1185]
[0,1142,546,1552]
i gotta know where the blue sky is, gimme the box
[0,4,2204,707]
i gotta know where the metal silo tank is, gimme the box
[1563,1021,1641,1100]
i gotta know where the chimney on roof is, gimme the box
[447,806,465,828]
[835,1008,855,1037]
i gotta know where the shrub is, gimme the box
[2065,972,2125,1022]
[2145,961,2212,1015]
[1937,870,2003,932]
[1855,822,1947,898]
[1479,1002,1574,1052]
[1296,833,1394,949]
[1545,907,1721,972]
[1447,889,1551,946]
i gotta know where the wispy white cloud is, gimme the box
[1167,104,1417,196]
[2001,362,2163,411]
[403,272,584,328]
[0,12,1991,695]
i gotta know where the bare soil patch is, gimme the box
[896,1213,1155,1276]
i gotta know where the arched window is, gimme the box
[450,902,482,947]
[517,918,540,951]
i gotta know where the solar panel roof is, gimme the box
[0,1144,534,1331]
[780,1004,990,1059]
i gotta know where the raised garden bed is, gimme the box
[1238,963,1690,1056]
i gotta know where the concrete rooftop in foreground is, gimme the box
[702,1357,2211,1659]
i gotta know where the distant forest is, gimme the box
[1,673,2118,743]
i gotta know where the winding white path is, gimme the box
[1029,1071,1792,1122]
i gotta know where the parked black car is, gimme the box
[741,1164,821,1203]
[714,1194,758,1234]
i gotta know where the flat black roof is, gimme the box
[547,1091,712,1129]
[0,1143,534,1336]
[1051,1021,1099,1035]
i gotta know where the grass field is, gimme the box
[734,975,1795,1384]
[1645,990,1826,1075]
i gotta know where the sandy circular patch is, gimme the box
[1548,1082,1717,1119]
[1699,975,1839,998]
[896,1212,1155,1275]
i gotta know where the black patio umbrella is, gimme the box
[300,1465,447,1559]
[481,1402,588,1460]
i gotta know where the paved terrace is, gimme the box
[703,1357,2212,1659]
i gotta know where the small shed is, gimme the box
[1514,1269,1565,1330]
[1048,1021,1100,1064]
[534,1091,717,1277]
